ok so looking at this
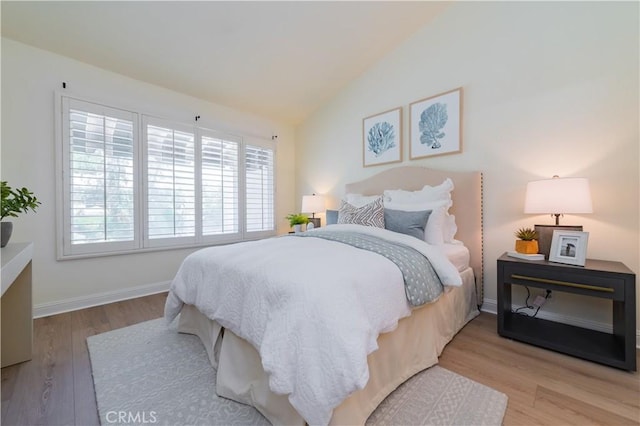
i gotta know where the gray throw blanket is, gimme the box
[295,230,443,306]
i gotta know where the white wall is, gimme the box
[1,38,296,313]
[296,2,639,331]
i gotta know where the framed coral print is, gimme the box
[363,107,402,167]
[409,87,462,160]
[549,230,589,266]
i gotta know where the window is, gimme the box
[58,95,276,258]
[143,118,196,247]
[245,144,275,233]
[61,98,139,256]
[201,131,239,237]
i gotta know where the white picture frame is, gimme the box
[363,107,402,167]
[409,87,462,160]
[549,230,589,266]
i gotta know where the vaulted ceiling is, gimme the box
[1,1,449,124]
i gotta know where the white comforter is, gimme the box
[164,224,461,425]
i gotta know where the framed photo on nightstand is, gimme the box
[549,230,589,266]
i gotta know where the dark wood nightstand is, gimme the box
[497,253,636,371]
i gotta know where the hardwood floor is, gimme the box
[2,294,639,425]
[1,293,166,426]
[439,313,639,425]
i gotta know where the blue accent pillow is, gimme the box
[384,208,432,240]
[326,209,339,225]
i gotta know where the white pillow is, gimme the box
[444,214,458,243]
[384,200,450,245]
[343,193,381,208]
[383,178,454,204]
[425,206,448,245]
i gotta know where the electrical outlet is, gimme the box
[533,295,547,307]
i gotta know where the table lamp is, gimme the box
[524,176,593,259]
[301,194,326,228]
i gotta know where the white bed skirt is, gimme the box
[177,267,479,425]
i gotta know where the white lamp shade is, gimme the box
[301,194,326,214]
[524,177,593,214]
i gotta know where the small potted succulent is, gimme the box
[1,181,41,247]
[514,227,539,254]
[286,213,309,233]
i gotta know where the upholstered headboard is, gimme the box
[344,166,484,304]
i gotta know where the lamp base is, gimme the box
[309,217,321,229]
[535,224,582,259]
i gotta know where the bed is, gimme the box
[164,166,483,425]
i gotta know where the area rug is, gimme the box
[88,318,507,425]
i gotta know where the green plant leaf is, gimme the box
[1,181,41,221]
[286,213,309,226]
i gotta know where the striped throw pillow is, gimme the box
[337,197,385,228]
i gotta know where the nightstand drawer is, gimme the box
[503,262,625,300]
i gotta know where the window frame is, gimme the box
[199,128,243,245]
[142,115,198,249]
[56,92,277,260]
[244,138,277,240]
[58,96,142,257]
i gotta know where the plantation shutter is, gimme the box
[58,94,278,258]
[62,98,138,255]
[144,117,196,245]
[245,143,275,233]
[201,131,240,237]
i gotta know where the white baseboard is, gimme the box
[33,281,171,318]
[481,297,640,349]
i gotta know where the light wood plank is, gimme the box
[1,360,19,422]
[71,305,111,426]
[2,313,75,426]
[533,385,637,426]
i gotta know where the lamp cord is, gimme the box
[513,286,552,318]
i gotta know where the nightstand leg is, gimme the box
[497,263,511,336]
[613,285,636,371]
